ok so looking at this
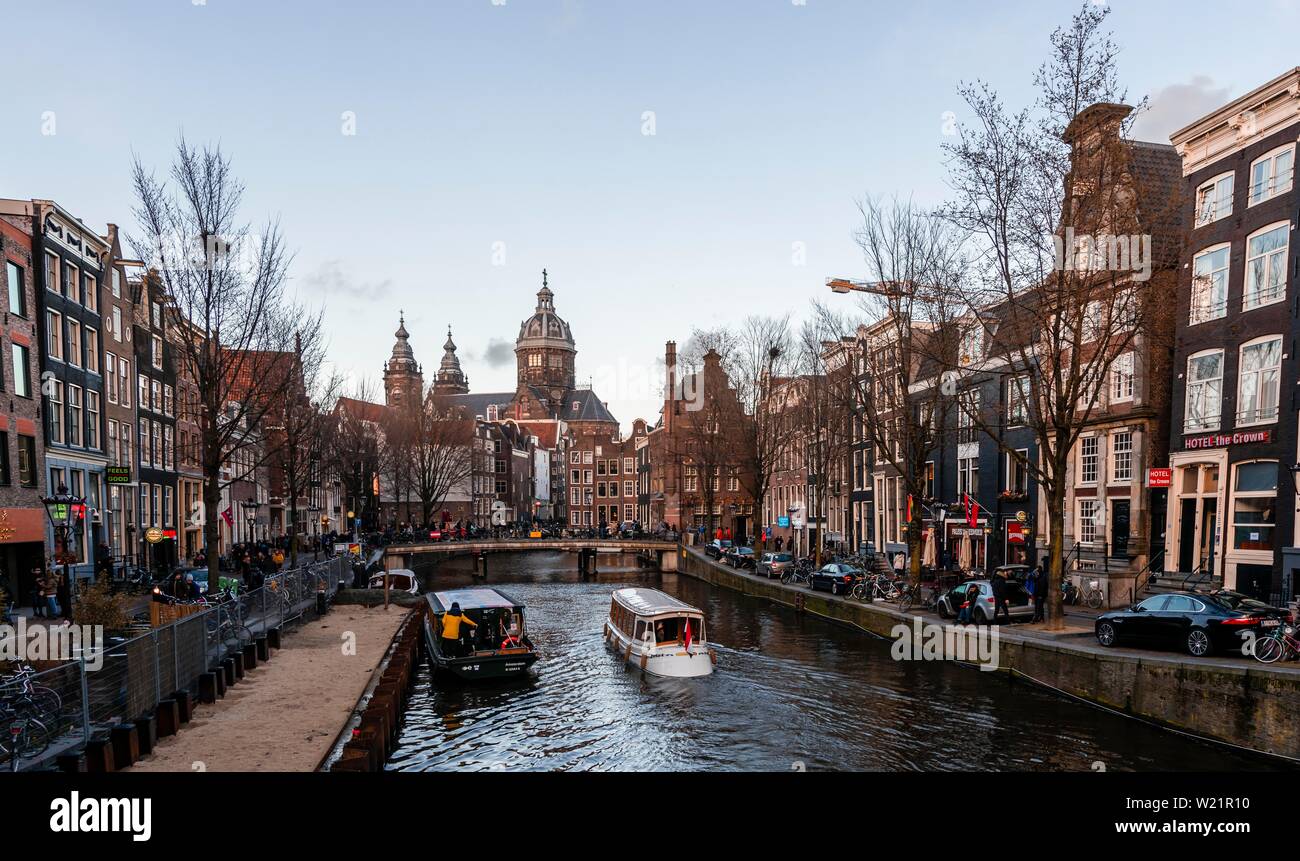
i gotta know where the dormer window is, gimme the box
[486,405,499,422]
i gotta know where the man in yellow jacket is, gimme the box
[440,602,477,658]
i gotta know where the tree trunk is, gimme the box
[203,473,222,596]
[1045,484,1067,631]
[288,496,299,569]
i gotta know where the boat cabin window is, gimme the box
[652,616,704,645]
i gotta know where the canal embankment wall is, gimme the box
[677,547,1300,762]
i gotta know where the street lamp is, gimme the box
[41,484,86,616]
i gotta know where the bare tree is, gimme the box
[409,392,476,526]
[689,317,794,552]
[823,196,966,586]
[672,341,750,540]
[790,314,856,567]
[941,3,1180,627]
[328,380,383,535]
[131,138,307,592]
[264,330,342,567]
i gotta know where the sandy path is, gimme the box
[130,606,407,772]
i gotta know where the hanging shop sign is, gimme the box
[1147,468,1172,488]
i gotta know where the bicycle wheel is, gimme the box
[1253,633,1285,663]
[899,588,916,613]
[1,716,51,761]
[1085,589,1104,610]
[25,686,61,718]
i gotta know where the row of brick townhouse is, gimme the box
[0,195,323,610]
[783,76,1300,607]
[1163,67,1300,603]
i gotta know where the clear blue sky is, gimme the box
[2,0,1295,429]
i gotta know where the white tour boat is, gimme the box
[604,588,715,678]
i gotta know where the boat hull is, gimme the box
[605,622,714,678]
[422,618,538,681]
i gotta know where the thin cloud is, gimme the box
[303,259,393,301]
[1131,76,1233,143]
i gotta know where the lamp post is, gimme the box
[41,484,86,618]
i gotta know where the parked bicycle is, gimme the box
[0,664,63,720]
[1252,622,1300,663]
[0,700,51,772]
[850,573,900,603]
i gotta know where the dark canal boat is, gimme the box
[422,588,539,680]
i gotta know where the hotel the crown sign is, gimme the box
[1184,429,1272,450]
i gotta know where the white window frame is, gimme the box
[1079,435,1099,485]
[1244,221,1291,311]
[1195,170,1234,226]
[1248,143,1295,206]
[1236,334,1283,427]
[1185,349,1225,433]
[1190,243,1230,324]
[1110,352,1135,403]
[1111,431,1133,483]
[1078,498,1100,545]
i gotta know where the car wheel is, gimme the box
[831,583,839,596]
[973,607,988,625]
[937,601,951,619]
[1096,621,1117,647]
[1186,627,1212,657]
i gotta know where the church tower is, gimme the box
[432,326,470,395]
[383,313,424,409]
[515,269,576,401]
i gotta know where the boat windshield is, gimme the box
[469,607,524,650]
[650,615,705,645]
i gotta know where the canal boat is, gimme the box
[422,588,539,681]
[368,568,421,596]
[604,588,715,678]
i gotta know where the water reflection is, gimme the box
[386,551,1278,772]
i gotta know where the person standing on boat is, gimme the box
[440,602,477,657]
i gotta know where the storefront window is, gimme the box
[1231,462,1277,552]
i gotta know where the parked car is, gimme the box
[811,563,864,596]
[705,539,733,559]
[936,573,1033,623]
[1094,591,1287,657]
[756,552,794,578]
[724,546,756,569]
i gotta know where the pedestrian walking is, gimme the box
[1029,563,1046,623]
[45,569,63,619]
[31,568,46,618]
[775,536,784,553]
[991,568,1010,624]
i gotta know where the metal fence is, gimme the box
[1,555,348,772]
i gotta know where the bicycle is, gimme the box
[896,581,941,613]
[1251,623,1300,663]
[1078,578,1105,610]
[0,701,51,771]
[0,665,63,719]
[780,568,814,588]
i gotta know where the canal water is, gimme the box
[387,552,1277,772]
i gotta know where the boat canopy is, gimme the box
[429,588,523,613]
[612,588,702,618]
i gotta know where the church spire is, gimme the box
[433,324,469,395]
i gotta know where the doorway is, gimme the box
[1110,500,1130,558]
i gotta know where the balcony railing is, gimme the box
[1236,405,1279,426]
[1183,414,1221,434]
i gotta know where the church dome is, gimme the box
[516,272,575,353]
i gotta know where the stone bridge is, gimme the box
[383,539,682,573]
